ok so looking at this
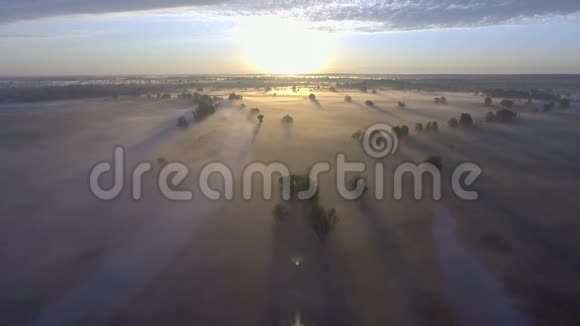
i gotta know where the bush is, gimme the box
[500,99,514,109]
[424,155,442,170]
[273,204,288,220]
[365,100,374,107]
[352,130,363,140]
[397,101,406,108]
[448,117,458,128]
[485,97,493,106]
[344,95,352,103]
[329,87,337,92]
[495,109,517,122]
[485,111,496,122]
[309,94,316,101]
[459,113,473,128]
[250,107,260,114]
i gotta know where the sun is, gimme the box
[235,17,336,74]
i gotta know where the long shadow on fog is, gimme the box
[267,200,357,325]
[352,196,456,325]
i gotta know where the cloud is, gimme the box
[1,0,579,32]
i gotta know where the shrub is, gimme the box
[352,130,363,140]
[329,87,337,92]
[273,204,288,220]
[424,155,442,170]
[459,113,473,128]
[496,109,517,122]
[309,94,316,101]
[196,87,204,92]
[240,103,246,109]
[397,101,406,108]
[360,87,368,93]
[250,107,260,114]
[365,100,374,107]
[344,95,352,103]
[448,117,458,128]
[485,97,493,106]
[500,99,514,109]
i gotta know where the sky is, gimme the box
[1,0,579,76]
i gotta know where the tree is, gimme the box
[459,113,473,128]
[425,121,432,131]
[250,107,260,114]
[440,97,447,104]
[196,87,204,92]
[397,101,406,108]
[309,94,316,101]
[257,114,264,124]
[485,97,493,106]
[228,93,243,101]
[282,114,294,125]
[393,125,409,138]
[485,111,496,122]
[434,97,441,104]
[432,121,439,132]
[176,116,189,129]
[500,99,514,109]
[344,95,352,103]
[329,87,337,92]
[415,122,424,132]
[496,109,517,122]
[365,100,374,107]
[448,117,458,128]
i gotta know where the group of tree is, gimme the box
[393,125,409,138]
[448,113,474,128]
[486,109,517,123]
[228,93,243,101]
[434,97,447,104]
[192,94,219,121]
[415,121,439,132]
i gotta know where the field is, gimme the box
[1,87,580,325]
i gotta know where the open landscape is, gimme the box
[1,75,579,325]
[3,1,580,325]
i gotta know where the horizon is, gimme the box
[1,1,580,75]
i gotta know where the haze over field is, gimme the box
[1,1,580,326]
